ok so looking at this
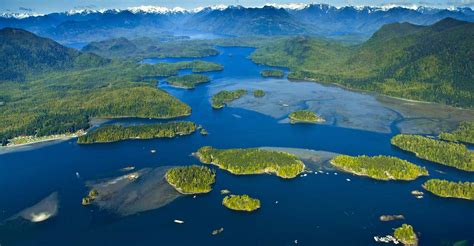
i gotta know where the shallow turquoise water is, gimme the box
[0,47,472,245]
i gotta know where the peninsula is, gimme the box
[77,122,196,144]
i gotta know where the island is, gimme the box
[82,189,99,206]
[195,146,305,179]
[165,165,216,194]
[211,89,247,109]
[391,134,474,172]
[422,179,474,201]
[288,110,325,124]
[178,60,224,73]
[260,69,284,78]
[253,90,265,97]
[330,155,428,181]
[77,122,196,144]
[166,74,210,89]
[439,121,474,144]
[394,224,418,246]
[222,194,261,212]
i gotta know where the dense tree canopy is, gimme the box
[394,224,417,245]
[251,19,474,108]
[439,121,474,144]
[423,179,474,200]
[165,165,216,194]
[77,122,197,144]
[196,146,305,178]
[222,195,261,212]
[330,155,428,181]
[391,134,474,172]
[211,89,248,109]
[166,74,210,89]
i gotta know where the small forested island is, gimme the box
[391,134,474,172]
[82,189,99,206]
[439,121,474,144]
[77,122,196,144]
[260,69,284,78]
[177,60,223,73]
[253,90,265,97]
[289,110,325,124]
[166,74,210,89]
[394,224,418,246]
[196,146,305,179]
[330,155,428,181]
[222,194,261,212]
[165,165,216,194]
[211,89,247,109]
[422,179,474,201]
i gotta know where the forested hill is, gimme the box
[251,18,474,108]
[0,28,108,81]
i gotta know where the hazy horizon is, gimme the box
[1,0,473,15]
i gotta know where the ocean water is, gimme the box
[0,47,473,246]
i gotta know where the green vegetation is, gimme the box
[289,110,325,124]
[77,122,196,144]
[0,30,214,146]
[7,130,85,146]
[0,28,110,81]
[211,89,248,109]
[177,61,223,73]
[253,90,265,97]
[260,69,284,78]
[250,19,474,108]
[391,134,474,172]
[222,195,261,212]
[82,37,220,59]
[394,224,418,246]
[196,146,305,178]
[439,121,474,144]
[82,189,99,206]
[166,74,210,89]
[422,179,474,200]
[330,155,428,181]
[0,61,193,145]
[165,165,216,194]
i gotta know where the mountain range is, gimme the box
[1,4,473,43]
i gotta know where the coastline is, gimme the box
[3,131,86,149]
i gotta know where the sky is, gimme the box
[1,0,473,14]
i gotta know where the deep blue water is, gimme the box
[0,47,473,246]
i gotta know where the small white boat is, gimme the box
[174,219,184,224]
[275,201,279,204]
[150,149,156,154]
[346,178,351,182]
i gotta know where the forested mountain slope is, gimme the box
[251,18,474,108]
[0,28,108,81]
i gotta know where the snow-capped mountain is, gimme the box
[0,3,472,43]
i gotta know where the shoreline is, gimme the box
[2,133,83,149]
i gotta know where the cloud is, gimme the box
[19,7,33,12]
[445,0,474,7]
